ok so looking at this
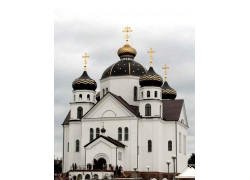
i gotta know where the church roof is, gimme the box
[101,60,147,80]
[162,99,184,121]
[84,135,126,148]
[62,110,71,125]
[109,92,140,117]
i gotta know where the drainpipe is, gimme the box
[175,121,178,173]
[137,118,139,169]
[62,126,65,172]
[85,147,86,169]
[116,147,118,166]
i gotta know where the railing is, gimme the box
[70,165,86,170]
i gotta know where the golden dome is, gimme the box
[117,44,137,57]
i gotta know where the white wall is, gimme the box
[100,76,140,106]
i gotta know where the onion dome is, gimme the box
[72,71,97,91]
[96,92,100,102]
[162,81,177,99]
[139,67,163,87]
[101,127,106,133]
[117,44,137,58]
[101,60,147,79]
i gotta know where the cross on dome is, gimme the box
[122,26,133,44]
[82,52,90,71]
[147,48,155,67]
[162,64,169,81]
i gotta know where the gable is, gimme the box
[84,135,125,148]
[83,93,137,119]
[178,103,188,127]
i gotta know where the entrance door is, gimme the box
[96,158,106,169]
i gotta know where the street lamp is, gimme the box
[166,161,170,180]
[147,166,150,180]
[172,155,176,180]
[133,167,137,179]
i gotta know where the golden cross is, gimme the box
[162,64,169,81]
[122,26,133,44]
[147,48,155,67]
[82,52,90,71]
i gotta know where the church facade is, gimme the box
[62,27,189,179]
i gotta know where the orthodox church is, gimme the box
[62,27,189,180]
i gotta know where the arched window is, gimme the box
[141,92,143,99]
[67,142,69,152]
[168,140,172,151]
[124,127,129,141]
[79,94,82,100]
[134,86,138,101]
[145,104,151,116]
[155,91,158,98]
[77,107,83,119]
[96,128,100,138]
[103,89,105,96]
[160,105,161,118]
[148,140,152,152]
[106,88,108,94]
[76,140,80,152]
[74,95,76,101]
[118,127,122,141]
[87,94,90,101]
[147,91,150,97]
[90,128,94,141]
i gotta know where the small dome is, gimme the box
[101,127,106,133]
[162,81,177,99]
[117,44,137,58]
[101,60,147,79]
[72,71,97,91]
[139,67,163,87]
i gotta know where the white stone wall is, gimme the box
[81,117,138,171]
[100,76,140,106]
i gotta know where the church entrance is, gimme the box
[93,158,107,170]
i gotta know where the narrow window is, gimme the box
[118,127,122,141]
[118,152,122,160]
[124,127,129,141]
[76,140,80,152]
[145,104,151,116]
[141,92,143,99]
[147,91,150,97]
[183,135,186,154]
[106,88,108,94]
[148,140,152,152]
[96,128,100,138]
[74,95,76,101]
[179,132,182,153]
[168,140,172,151]
[79,94,82,101]
[155,91,157,98]
[87,94,90,101]
[67,142,69,152]
[77,107,83,119]
[90,128,94,141]
[103,89,105,96]
[134,86,138,101]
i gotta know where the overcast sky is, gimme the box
[54,0,194,159]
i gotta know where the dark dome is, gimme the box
[72,71,97,91]
[139,67,163,87]
[101,60,147,79]
[117,44,137,58]
[162,81,177,99]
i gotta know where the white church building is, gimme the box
[62,27,189,180]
